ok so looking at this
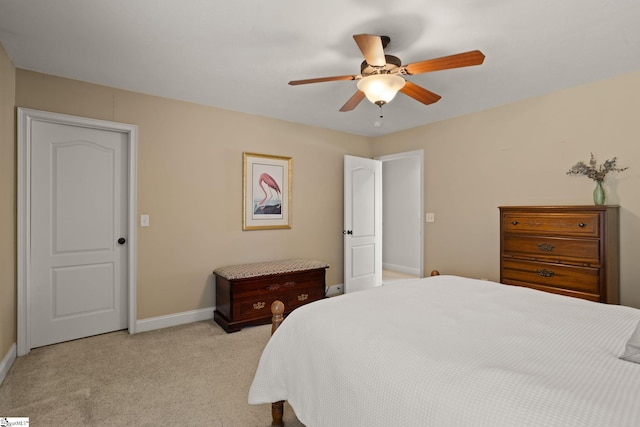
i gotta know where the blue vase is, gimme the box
[593,181,605,205]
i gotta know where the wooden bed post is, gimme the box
[271,300,284,335]
[271,300,285,427]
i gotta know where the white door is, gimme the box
[29,120,129,348]
[344,155,382,293]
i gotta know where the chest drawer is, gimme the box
[232,269,324,299]
[236,296,279,320]
[502,212,600,237]
[235,282,324,320]
[502,235,600,265]
[283,283,325,310]
[502,259,600,296]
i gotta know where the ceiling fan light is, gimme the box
[357,74,406,105]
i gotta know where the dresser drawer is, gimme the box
[502,259,600,295]
[502,212,600,237]
[502,235,600,265]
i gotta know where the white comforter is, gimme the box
[249,275,640,426]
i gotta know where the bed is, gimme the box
[248,274,640,427]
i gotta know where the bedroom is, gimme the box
[1,0,640,423]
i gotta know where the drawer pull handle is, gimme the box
[537,243,555,251]
[298,293,309,302]
[253,301,266,310]
[578,222,586,228]
[536,268,555,278]
[511,221,519,225]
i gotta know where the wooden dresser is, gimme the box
[213,259,329,332]
[499,206,619,303]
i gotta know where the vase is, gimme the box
[593,181,605,205]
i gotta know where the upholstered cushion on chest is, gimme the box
[214,258,329,280]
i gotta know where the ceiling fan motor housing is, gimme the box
[360,55,402,76]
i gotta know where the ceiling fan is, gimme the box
[289,34,485,112]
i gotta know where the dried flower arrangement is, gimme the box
[566,153,628,182]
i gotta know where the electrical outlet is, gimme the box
[326,284,344,297]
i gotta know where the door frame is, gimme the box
[376,149,424,279]
[17,108,138,356]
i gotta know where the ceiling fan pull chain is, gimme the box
[372,105,384,129]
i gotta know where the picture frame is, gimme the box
[243,152,292,230]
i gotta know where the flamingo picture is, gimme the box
[244,153,290,228]
[257,172,281,206]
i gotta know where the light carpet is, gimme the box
[0,321,304,426]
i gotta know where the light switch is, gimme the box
[426,212,435,223]
[140,214,150,227]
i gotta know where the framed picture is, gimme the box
[243,152,292,230]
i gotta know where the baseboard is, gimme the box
[0,342,17,386]
[383,263,420,277]
[135,307,215,333]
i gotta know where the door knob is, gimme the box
[117,237,126,245]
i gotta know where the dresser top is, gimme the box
[214,258,329,280]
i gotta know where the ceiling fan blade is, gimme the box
[289,75,356,85]
[353,34,386,67]
[399,81,442,105]
[404,50,485,75]
[339,90,366,112]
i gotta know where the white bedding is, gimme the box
[248,275,640,427]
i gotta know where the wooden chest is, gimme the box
[213,259,329,332]
[499,206,619,303]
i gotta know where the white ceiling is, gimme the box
[1,0,639,137]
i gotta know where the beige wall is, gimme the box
[0,43,16,360]
[373,71,640,308]
[15,70,372,319]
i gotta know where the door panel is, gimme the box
[352,168,376,236]
[344,155,382,293]
[30,121,128,348]
[52,263,115,318]
[352,244,375,277]
[53,142,114,253]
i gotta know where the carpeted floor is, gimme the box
[382,269,419,283]
[0,321,304,426]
